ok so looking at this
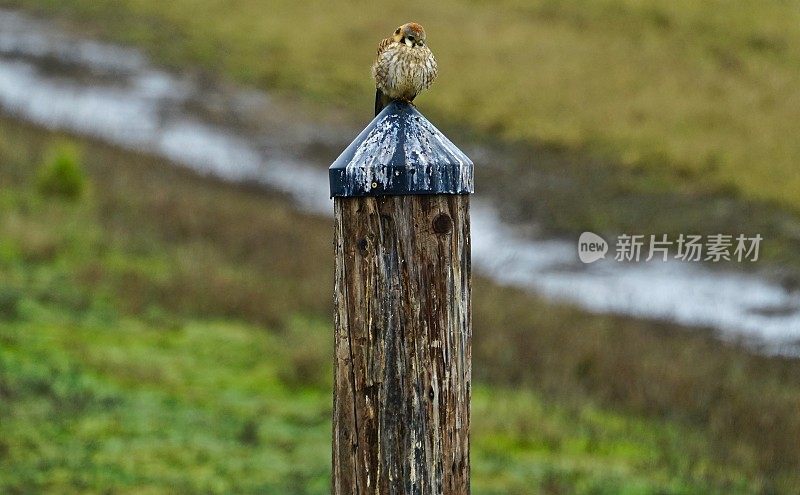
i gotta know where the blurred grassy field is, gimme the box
[2,0,799,212]
[2,117,800,492]
[2,2,800,492]
[1,317,750,494]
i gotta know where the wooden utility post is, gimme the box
[329,101,474,494]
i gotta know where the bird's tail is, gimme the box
[374,88,391,116]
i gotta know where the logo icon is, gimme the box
[578,232,608,264]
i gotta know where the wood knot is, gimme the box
[357,238,369,255]
[432,213,452,235]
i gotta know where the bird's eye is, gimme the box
[395,28,401,34]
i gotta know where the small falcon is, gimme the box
[372,22,438,116]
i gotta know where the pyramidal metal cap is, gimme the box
[329,101,474,197]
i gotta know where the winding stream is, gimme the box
[1,9,799,353]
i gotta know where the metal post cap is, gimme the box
[329,101,474,197]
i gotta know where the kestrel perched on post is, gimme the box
[372,22,438,116]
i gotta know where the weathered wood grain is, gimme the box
[333,194,471,495]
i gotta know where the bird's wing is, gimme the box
[375,36,394,58]
[373,37,395,116]
[372,37,394,90]
[422,47,438,89]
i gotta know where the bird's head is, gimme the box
[392,22,427,48]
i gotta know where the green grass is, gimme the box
[2,0,799,213]
[1,116,799,492]
[1,315,755,494]
[0,318,332,494]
